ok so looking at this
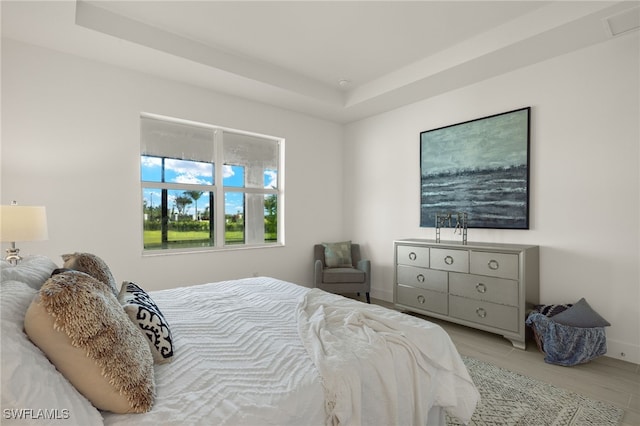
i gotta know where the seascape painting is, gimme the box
[420,107,530,229]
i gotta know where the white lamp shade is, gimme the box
[0,205,48,242]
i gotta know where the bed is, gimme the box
[1,255,479,426]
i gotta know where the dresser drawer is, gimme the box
[397,285,448,315]
[397,266,447,292]
[449,273,518,306]
[394,240,539,350]
[430,248,469,273]
[470,251,519,280]
[449,295,519,332]
[397,245,430,268]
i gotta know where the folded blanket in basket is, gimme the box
[526,312,607,366]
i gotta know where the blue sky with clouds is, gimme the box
[141,156,276,217]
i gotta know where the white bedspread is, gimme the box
[297,288,479,426]
[103,277,325,426]
[103,277,478,426]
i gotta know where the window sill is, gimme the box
[141,242,284,257]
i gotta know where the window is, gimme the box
[140,114,283,252]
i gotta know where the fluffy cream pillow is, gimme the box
[61,252,118,296]
[24,271,155,413]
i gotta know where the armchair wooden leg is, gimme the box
[357,292,371,303]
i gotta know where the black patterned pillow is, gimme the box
[118,281,174,364]
[533,303,573,317]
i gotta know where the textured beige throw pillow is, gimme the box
[24,271,155,413]
[61,252,118,296]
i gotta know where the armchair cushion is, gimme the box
[314,243,371,303]
[322,241,353,268]
[322,267,365,284]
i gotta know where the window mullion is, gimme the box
[277,140,284,245]
[161,189,168,248]
[214,129,225,247]
[223,187,277,194]
[142,182,213,192]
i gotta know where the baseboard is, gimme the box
[605,338,640,365]
[370,288,393,304]
[371,289,640,366]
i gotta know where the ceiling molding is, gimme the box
[2,1,637,123]
[75,1,345,107]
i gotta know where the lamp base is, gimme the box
[5,245,22,266]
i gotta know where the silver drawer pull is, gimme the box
[416,274,425,283]
[475,283,487,293]
[417,295,426,304]
[444,255,454,265]
[488,259,499,270]
[476,307,487,318]
[409,252,417,261]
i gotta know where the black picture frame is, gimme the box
[420,107,531,229]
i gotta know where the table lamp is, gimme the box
[0,201,48,265]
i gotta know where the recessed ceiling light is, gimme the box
[338,79,351,88]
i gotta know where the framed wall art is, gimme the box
[420,107,531,229]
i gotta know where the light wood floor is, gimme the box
[366,297,640,425]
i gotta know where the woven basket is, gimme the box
[530,324,545,354]
[527,304,574,355]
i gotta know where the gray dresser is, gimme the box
[394,239,539,349]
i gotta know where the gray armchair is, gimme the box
[314,243,371,303]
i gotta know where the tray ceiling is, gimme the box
[2,1,637,123]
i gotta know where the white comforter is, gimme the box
[103,277,325,426]
[103,277,478,426]
[298,289,479,426]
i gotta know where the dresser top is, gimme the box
[395,239,538,251]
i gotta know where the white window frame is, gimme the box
[141,112,284,255]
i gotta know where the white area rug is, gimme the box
[447,356,624,425]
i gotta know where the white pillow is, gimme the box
[0,280,103,425]
[0,255,58,289]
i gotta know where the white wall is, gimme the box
[3,33,638,364]
[1,39,344,289]
[344,33,640,363]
